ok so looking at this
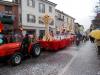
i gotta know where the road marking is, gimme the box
[58,53,78,75]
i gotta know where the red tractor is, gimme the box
[0,34,41,65]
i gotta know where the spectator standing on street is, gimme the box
[2,35,8,44]
[39,33,44,40]
[9,35,15,43]
[21,34,30,55]
[32,34,37,43]
[89,36,95,43]
[95,39,100,55]
[75,33,82,45]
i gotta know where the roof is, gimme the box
[55,9,75,20]
[0,1,18,6]
[39,0,57,7]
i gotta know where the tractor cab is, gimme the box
[0,33,41,66]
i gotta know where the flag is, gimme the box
[0,22,4,32]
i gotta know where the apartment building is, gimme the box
[13,0,57,37]
[74,23,84,35]
[0,0,18,34]
[67,15,75,34]
[55,9,75,34]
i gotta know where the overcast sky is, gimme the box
[49,0,98,30]
[6,0,97,30]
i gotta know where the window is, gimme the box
[67,18,68,23]
[5,5,12,14]
[19,14,22,23]
[39,20,44,24]
[27,14,36,23]
[39,30,45,39]
[59,14,61,18]
[27,0,35,7]
[5,5,12,11]
[13,0,19,3]
[63,16,64,21]
[1,16,13,24]
[62,16,65,21]
[49,20,54,25]
[38,17,44,24]
[27,30,36,34]
[39,3,45,13]
[58,14,64,21]
[49,6,52,13]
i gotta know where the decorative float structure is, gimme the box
[39,13,75,51]
[41,13,54,41]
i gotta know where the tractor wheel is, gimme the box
[32,44,41,57]
[10,53,22,66]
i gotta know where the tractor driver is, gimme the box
[21,34,30,55]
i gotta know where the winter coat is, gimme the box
[95,40,100,46]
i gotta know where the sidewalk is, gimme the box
[62,41,100,75]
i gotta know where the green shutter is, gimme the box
[1,17,13,24]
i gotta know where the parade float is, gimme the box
[0,14,75,65]
[39,14,75,51]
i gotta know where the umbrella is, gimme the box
[89,29,100,40]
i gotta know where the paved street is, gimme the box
[0,41,100,75]
[63,41,100,75]
[0,43,78,75]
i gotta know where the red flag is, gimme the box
[0,21,4,31]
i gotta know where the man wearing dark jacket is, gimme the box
[2,35,8,44]
[21,34,30,55]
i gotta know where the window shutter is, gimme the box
[27,14,30,22]
[32,0,35,7]
[27,0,29,6]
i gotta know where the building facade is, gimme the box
[74,23,80,34]
[79,25,84,35]
[66,14,75,34]
[55,9,75,35]
[14,0,57,37]
[12,0,76,37]
[0,0,18,34]
[91,13,100,30]
[74,23,84,35]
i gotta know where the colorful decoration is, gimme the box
[42,13,54,41]
[0,21,4,32]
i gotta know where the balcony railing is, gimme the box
[57,17,64,21]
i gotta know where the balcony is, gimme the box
[57,17,64,21]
